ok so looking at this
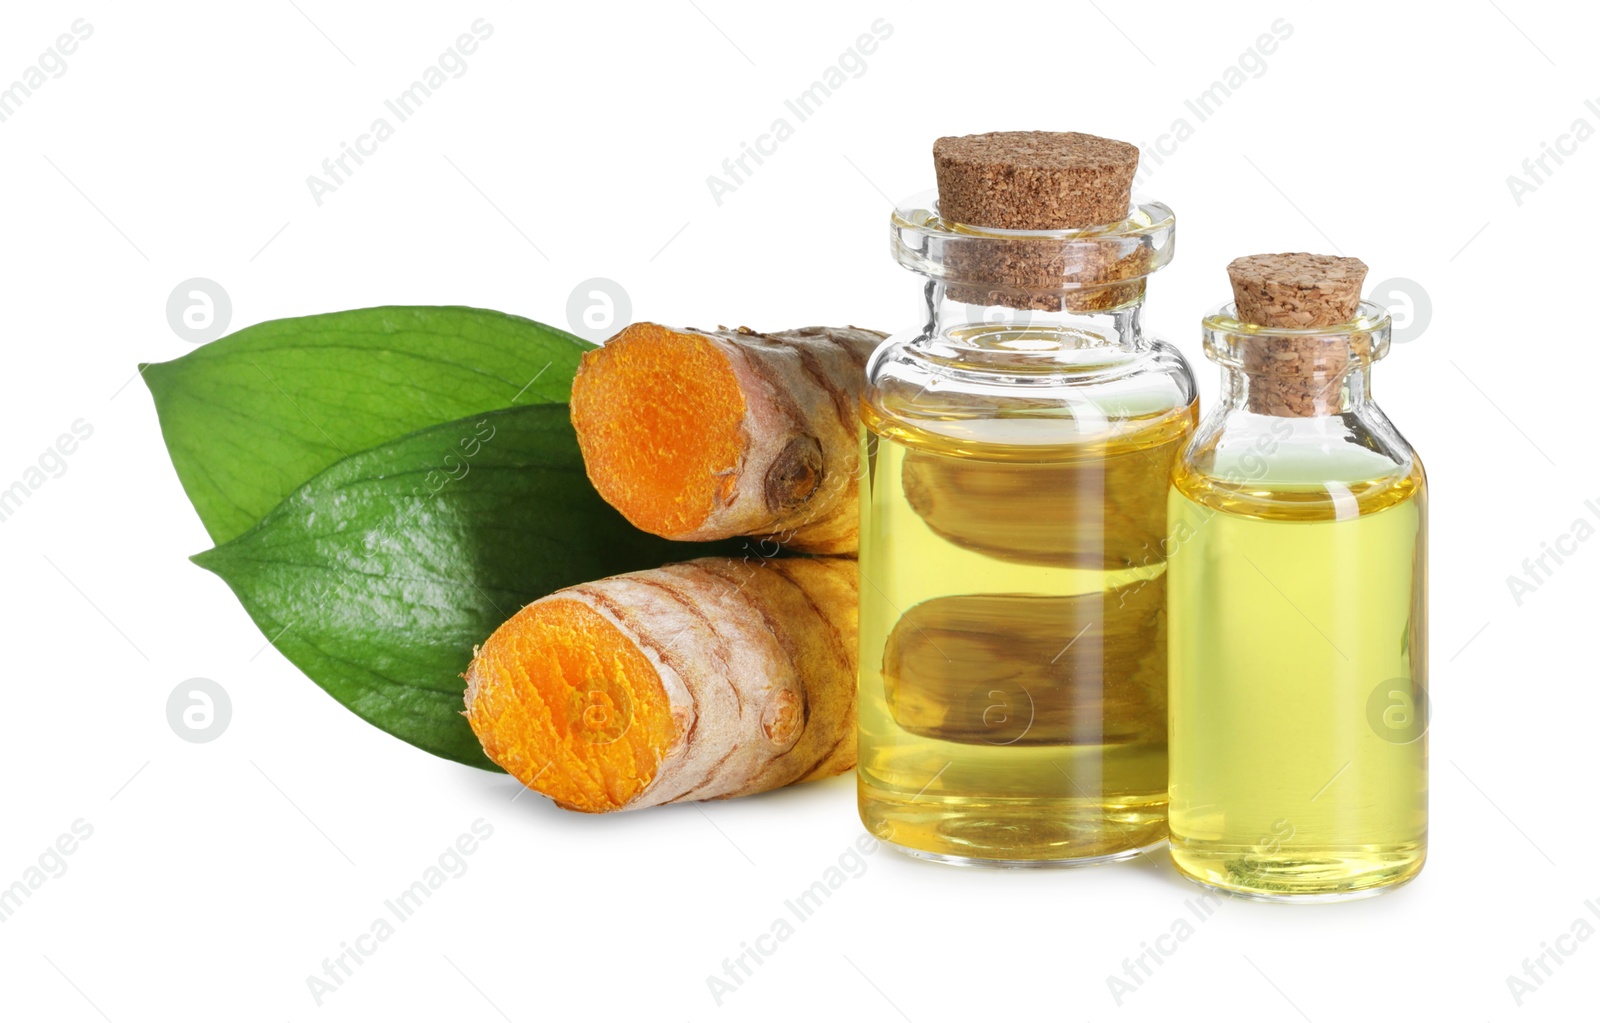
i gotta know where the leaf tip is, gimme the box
[189,547,222,573]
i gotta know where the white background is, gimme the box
[1,1,1595,1020]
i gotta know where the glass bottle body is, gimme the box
[857,197,1196,865]
[1166,304,1428,899]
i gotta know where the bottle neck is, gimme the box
[1222,360,1374,417]
[922,281,1147,358]
[1202,300,1392,419]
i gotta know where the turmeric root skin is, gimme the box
[464,557,858,812]
[570,324,885,555]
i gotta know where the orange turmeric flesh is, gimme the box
[570,324,746,540]
[465,598,678,812]
[465,557,859,812]
[571,324,886,555]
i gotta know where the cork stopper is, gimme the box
[1225,253,1370,417]
[930,132,1146,312]
[933,131,1140,230]
[1226,253,1367,329]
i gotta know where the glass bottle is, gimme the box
[857,193,1197,865]
[1167,277,1428,899]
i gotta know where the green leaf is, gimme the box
[144,306,592,544]
[192,404,742,770]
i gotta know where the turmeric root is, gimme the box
[464,556,857,812]
[570,323,885,555]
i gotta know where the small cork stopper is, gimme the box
[1226,253,1367,329]
[1225,253,1370,417]
[933,131,1140,230]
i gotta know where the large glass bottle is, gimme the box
[1167,267,1428,899]
[857,193,1197,865]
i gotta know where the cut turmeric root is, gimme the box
[570,323,885,555]
[464,556,857,812]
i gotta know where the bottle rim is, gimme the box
[1202,300,1393,368]
[890,191,1175,297]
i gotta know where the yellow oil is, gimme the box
[1167,461,1428,899]
[857,400,1196,864]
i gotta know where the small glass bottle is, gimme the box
[857,132,1197,865]
[1167,253,1428,899]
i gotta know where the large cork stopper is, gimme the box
[933,131,1140,230]
[1226,253,1369,417]
[931,132,1145,312]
